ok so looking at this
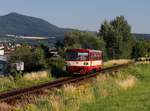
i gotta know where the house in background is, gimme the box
[0,56,8,76]
[0,44,4,56]
[0,41,16,76]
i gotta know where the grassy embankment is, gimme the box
[0,70,54,92]
[82,64,150,111]
[1,62,149,111]
[0,59,130,92]
[103,59,132,68]
[0,56,65,92]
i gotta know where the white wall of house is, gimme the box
[0,50,4,55]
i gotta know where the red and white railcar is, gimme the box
[66,49,103,74]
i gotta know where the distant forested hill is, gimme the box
[0,12,72,39]
[0,12,150,41]
[134,33,150,40]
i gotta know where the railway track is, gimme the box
[0,62,134,102]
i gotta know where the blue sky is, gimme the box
[0,0,150,33]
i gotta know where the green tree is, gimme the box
[64,30,82,49]
[132,40,150,58]
[38,44,50,58]
[9,45,48,72]
[32,47,48,70]
[9,45,33,72]
[63,30,105,51]
[99,16,135,59]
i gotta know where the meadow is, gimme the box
[0,70,54,92]
[82,63,150,111]
[0,59,130,92]
[1,63,149,111]
[0,55,66,92]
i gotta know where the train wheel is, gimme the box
[91,69,96,74]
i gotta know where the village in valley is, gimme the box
[0,39,59,76]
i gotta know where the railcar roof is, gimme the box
[66,49,102,53]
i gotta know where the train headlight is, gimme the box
[84,62,88,65]
[66,62,71,66]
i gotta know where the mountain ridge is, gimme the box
[0,12,72,39]
[0,12,149,40]
[133,33,150,40]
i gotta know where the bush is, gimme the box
[48,57,67,77]
[32,47,48,70]
[48,57,65,69]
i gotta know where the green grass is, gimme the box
[0,71,54,92]
[5,64,150,111]
[81,64,150,111]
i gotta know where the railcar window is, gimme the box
[90,52,102,60]
[66,52,78,61]
[66,52,88,61]
[78,52,88,60]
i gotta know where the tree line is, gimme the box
[56,16,150,60]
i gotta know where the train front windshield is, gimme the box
[66,52,88,61]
